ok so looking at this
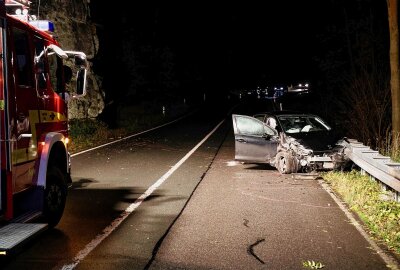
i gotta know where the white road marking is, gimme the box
[60,118,225,270]
[318,179,400,270]
[71,111,195,157]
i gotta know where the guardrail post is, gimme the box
[343,139,400,203]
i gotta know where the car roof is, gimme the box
[254,110,314,116]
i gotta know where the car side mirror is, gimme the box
[262,133,272,140]
[264,124,278,136]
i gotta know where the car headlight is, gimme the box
[300,159,308,166]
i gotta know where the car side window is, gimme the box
[253,114,265,122]
[236,116,265,136]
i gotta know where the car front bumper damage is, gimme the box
[283,136,350,172]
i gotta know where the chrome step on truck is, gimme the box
[0,223,47,256]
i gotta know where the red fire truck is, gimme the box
[0,0,88,255]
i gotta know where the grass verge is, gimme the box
[68,118,127,153]
[322,170,400,256]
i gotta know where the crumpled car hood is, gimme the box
[285,131,341,152]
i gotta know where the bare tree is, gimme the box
[387,0,400,150]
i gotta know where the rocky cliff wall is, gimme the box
[32,0,104,119]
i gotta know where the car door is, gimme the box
[232,114,279,162]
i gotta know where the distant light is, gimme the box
[280,87,283,90]
[299,84,302,87]
[305,83,309,87]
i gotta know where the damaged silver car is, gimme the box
[232,111,350,174]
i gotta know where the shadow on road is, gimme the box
[243,163,276,171]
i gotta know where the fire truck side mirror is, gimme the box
[74,54,86,67]
[76,67,87,97]
[64,51,88,98]
[63,65,72,83]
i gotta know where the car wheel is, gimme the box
[43,167,67,228]
[275,152,297,174]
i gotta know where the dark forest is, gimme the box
[87,0,390,148]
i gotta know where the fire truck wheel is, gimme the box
[43,167,67,228]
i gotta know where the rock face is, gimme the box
[33,0,104,119]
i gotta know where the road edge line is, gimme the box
[71,110,197,157]
[318,179,400,270]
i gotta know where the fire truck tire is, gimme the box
[43,167,67,228]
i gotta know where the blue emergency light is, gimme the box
[29,20,54,33]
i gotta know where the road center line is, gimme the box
[60,118,226,270]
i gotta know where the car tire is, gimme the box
[275,152,297,174]
[43,166,67,228]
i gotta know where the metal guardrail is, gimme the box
[342,138,400,202]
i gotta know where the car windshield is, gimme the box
[277,115,331,134]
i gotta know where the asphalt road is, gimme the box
[1,98,399,270]
[1,99,234,270]
[149,131,400,270]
